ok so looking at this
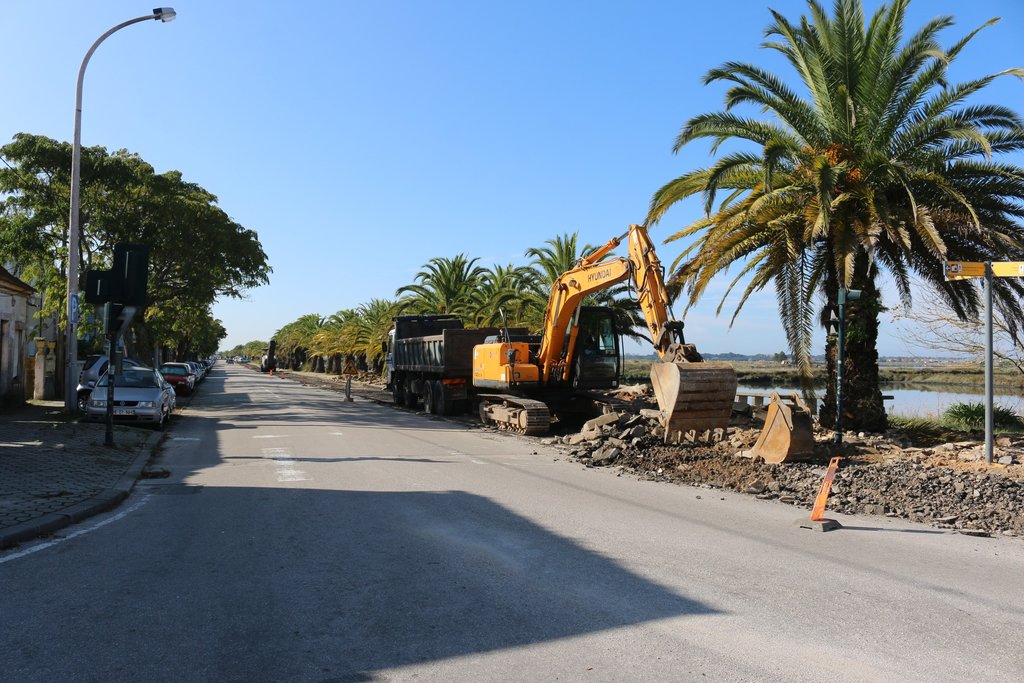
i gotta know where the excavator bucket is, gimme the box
[747,392,816,464]
[650,361,738,441]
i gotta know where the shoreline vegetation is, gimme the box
[622,360,1024,390]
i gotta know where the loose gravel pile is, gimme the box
[553,411,1024,537]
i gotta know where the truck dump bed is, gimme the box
[393,328,500,378]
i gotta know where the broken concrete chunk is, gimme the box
[591,446,621,466]
[582,413,622,432]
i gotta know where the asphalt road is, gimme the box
[2,364,1022,682]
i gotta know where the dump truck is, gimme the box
[385,314,523,416]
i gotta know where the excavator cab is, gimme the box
[568,307,620,390]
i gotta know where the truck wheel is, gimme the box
[424,380,436,415]
[435,381,452,416]
[403,378,418,409]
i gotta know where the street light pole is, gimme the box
[64,8,177,412]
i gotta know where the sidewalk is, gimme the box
[0,401,159,549]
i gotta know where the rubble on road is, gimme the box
[558,408,1024,537]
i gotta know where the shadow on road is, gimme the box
[48,366,714,680]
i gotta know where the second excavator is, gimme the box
[472,223,739,441]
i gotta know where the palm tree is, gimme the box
[468,264,536,328]
[396,254,487,318]
[274,314,326,370]
[647,0,1024,431]
[348,299,399,371]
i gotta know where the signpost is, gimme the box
[343,358,357,402]
[944,261,1024,464]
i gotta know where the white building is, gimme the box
[0,265,35,407]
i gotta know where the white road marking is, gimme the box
[0,494,151,564]
[329,432,345,436]
[253,435,288,439]
[261,447,310,482]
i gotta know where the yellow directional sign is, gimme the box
[992,262,1024,278]
[944,261,986,280]
[946,261,1024,281]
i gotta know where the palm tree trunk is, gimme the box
[819,267,887,433]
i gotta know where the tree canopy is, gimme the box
[0,133,271,360]
[647,0,1024,429]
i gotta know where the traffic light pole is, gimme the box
[105,327,116,447]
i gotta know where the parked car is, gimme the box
[159,363,197,395]
[79,354,146,387]
[77,355,147,412]
[86,367,175,429]
[186,361,205,382]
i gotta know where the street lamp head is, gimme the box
[153,7,176,22]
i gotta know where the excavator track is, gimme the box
[476,394,551,436]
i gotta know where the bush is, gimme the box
[942,402,1024,432]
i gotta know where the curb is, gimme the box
[0,430,162,550]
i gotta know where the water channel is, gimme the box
[737,384,1024,418]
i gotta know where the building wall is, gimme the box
[0,290,30,407]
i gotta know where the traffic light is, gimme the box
[81,243,150,307]
[83,269,112,304]
[111,243,149,306]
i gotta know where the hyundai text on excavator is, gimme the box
[472,223,739,441]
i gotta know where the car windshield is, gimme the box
[97,370,160,388]
[160,366,187,376]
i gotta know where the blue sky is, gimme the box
[2,1,1022,356]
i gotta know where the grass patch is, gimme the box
[942,402,1024,433]
[888,415,953,446]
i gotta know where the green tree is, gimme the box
[0,133,271,362]
[647,0,1024,431]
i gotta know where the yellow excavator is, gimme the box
[472,223,739,441]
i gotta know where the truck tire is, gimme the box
[392,378,405,406]
[435,380,452,416]
[424,380,436,415]
[403,377,418,409]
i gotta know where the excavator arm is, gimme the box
[535,224,739,440]
[536,252,631,383]
[536,223,694,381]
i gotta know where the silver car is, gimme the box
[86,367,175,429]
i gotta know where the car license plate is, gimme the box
[114,408,135,416]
